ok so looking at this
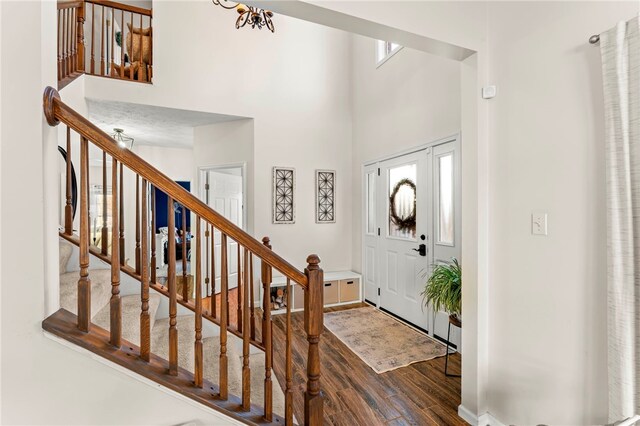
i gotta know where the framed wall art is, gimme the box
[272,167,295,224]
[316,169,336,223]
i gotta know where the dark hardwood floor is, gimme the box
[271,303,466,426]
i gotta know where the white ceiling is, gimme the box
[87,98,244,148]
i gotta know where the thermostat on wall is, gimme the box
[482,85,497,99]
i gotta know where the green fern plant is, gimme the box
[421,258,461,317]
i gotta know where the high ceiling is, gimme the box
[87,98,244,148]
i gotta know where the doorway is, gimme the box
[363,135,461,347]
[199,164,246,292]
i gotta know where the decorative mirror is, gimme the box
[389,178,416,235]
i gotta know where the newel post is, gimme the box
[76,1,85,73]
[304,254,323,425]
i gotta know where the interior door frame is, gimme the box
[361,133,460,315]
[197,162,248,232]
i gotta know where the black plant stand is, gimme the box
[445,314,462,377]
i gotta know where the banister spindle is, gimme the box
[139,13,143,81]
[250,253,255,341]
[219,233,229,399]
[262,236,273,421]
[129,12,133,80]
[100,5,105,76]
[181,205,188,301]
[304,255,324,425]
[71,7,77,74]
[205,225,210,301]
[62,8,67,79]
[119,163,125,266]
[76,1,85,73]
[78,137,91,332]
[120,8,124,78]
[237,244,242,332]
[211,224,216,318]
[110,158,121,347]
[110,8,115,74]
[194,217,203,388]
[140,178,150,362]
[285,278,293,425]
[151,185,156,283]
[90,2,95,74]
[57,10,62,81]
[64,126,73,235]
[242,247,251,410]
[101,152,108,255]
[168,196,178,375]
[135,175,141,274]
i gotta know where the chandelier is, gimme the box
[212,0,275,32]
[110,128,134,149]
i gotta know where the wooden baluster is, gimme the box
[64,126,73,235]
[119,163,125,266]
[181,205,188,301]
[148,16,153,80]
[76,2,85,73]
[205,225,210,301]
[140,178,150,362]
[304,255,324,425]
[139,13,143,81]
[211,224,216,319]
[110,158,121,347]
[100,5,105,76]
[135,175,141,274]
[62,8,68,79]
[285,278,293,425]
[168,196,178,375]
[90,3,95,74]
[57,10,62,81]
[78,137,91,332]
[219,233,229,399]
[110,8,115,76]
[86,137,91,247]
[194,217,203,388]
[101,152,108,255]
[261,236,273,421]
[120,8,124,78]
[151,185,156,283]
[129,12,134,80]
[70,7,76,74]
[250,253,255,341]
[68,8,73,75]
[237,243,242,332]
[242,248,251,410]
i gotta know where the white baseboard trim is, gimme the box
[458,405,506,426]
[43,330,243,425]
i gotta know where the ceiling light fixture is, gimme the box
[110,128,134,149]
[212,0,275,32]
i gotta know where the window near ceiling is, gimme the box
[376,40,402,67]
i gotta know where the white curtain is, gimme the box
[603,15,640,422]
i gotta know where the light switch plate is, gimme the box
[482,85,497,99]
[532,212,548,236]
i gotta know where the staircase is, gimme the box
[43,87,324,425]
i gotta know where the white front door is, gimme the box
[203,169,244,291]
[363,136,461,345]
[378,150,432,331]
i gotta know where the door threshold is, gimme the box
[378,306,429,335]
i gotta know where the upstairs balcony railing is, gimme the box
[57,0,152,89]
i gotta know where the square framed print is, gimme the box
[272,167,295,224]
[316,170,336,223]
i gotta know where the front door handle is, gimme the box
[412,243,427,257]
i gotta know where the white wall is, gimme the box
[349,34,462,272]
[486,2,638,424]
[0,1,235,424]
[84,1,354,273]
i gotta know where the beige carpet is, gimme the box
[324,306,447,373]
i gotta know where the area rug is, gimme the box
[324,306,446,373]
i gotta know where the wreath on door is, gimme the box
[389,178,417,232]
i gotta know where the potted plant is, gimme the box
[421,258,461,323]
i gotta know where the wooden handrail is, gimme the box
[85,0,152,17]
[44,87,308,288]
